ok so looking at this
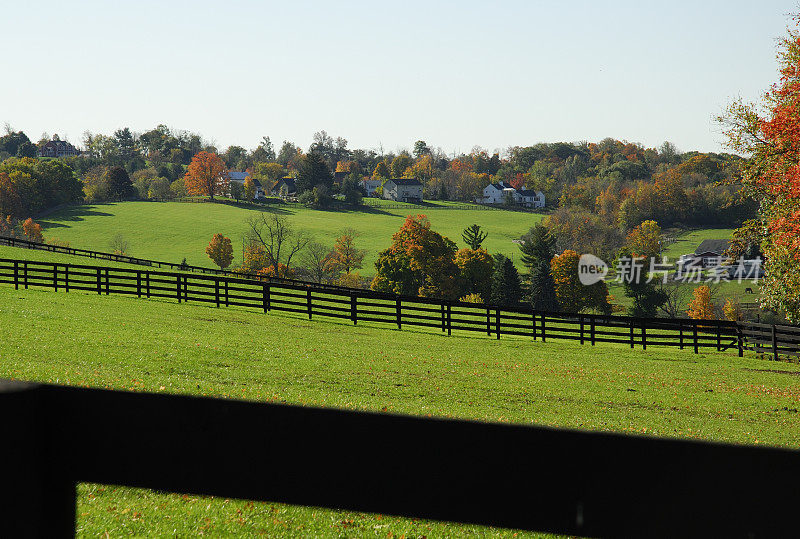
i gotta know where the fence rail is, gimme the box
[3,256,799,358]
[3,379,800,537]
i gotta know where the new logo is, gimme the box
[578,254,608,285]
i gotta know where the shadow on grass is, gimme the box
[39,205,115,229]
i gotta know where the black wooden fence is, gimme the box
[5,255,791,358]
[3,379,800,538]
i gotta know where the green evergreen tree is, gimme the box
[490,254,522,307]
[295,152,333,194]
[617,247,668,317]
[519,224,559,311]
[106,166,135,201]
[461,224,488,250]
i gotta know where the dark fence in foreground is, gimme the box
[3,256,800,359]
[3,379,800,537]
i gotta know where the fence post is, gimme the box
[495,308,500,340]
[262,284,268,313]
[23,261,27,289]
[307,288,312,320]
[441,303,445,332]
[266,283,271,312]
[224,279,229,307]
[13,261,18,290]
[105,268,109,295]
[396,298,402,330]
[716,323,722,352]
[96,268,101,295]
[737,324,744,358]
[641,321,647,351]
[772,324,778,361]
[351,294,357,325]
[53,265,58,292]
[137,271,142,298]
[679,320,683,350]
[693,322,699,354]
[64,265,69,293]
[183,276,189,303]
[532,311,537,341]
[176,274,181,303]
[580,315,584,345]
[591,315,596,346]
[447,303,452,336]
[630,318,634,349]
[146,272,151,299]
[541,314,546,342]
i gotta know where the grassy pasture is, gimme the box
[1,284,799,536]
[37,201,544,274]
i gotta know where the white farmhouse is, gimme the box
[516,189,545,208]
[383,178,423,203]
[481,182,514,204]
[480,182,545,208]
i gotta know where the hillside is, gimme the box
[0,284,798,535]
[37,201,544,274]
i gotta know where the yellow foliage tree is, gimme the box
[687,285,716,320]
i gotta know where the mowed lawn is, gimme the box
[39,201,544,274]
[1,285,799,535]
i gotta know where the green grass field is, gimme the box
[1,283,799,536]
[37,201,544,275]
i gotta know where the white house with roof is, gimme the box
[383,178,423,203]
[227,171,264,199]
[516,189,545,208]
[479,182,545,208]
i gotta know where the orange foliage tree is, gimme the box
[326,229,365,275]
[719,16,800,321]
[205,233,234,269]
[185,151,229,200]
[625,220,662,261]
[21,218,43,242]
[687,285,716,320]
[371,215,460,299]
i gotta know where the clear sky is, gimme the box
[1,1,795,155]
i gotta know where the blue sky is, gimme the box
[1,1,795,154]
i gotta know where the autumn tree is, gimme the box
[245,213,309,276]
[326,229,366,275]
[625,220,662,261]
[21,218,43,242]
[718,16,800,321]
[551,249,611,314]
[206,233,234,269]
[453,247,493,300]
[185,151,229,200]
[461,224,488,250]
[244,177,256,201]
[371,215,460,299]
[687,285,716,320]
[0,172,21,219]
[300,241,338,283]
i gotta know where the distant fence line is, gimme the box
[1,257,799,359]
